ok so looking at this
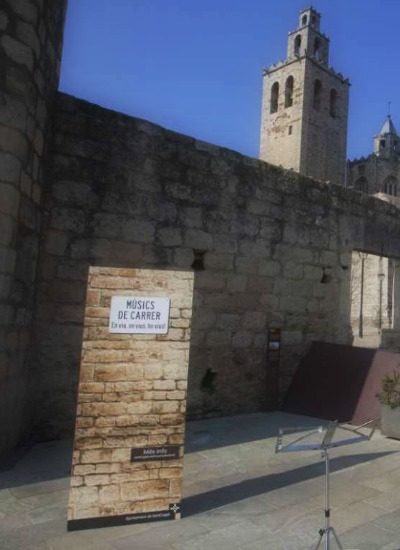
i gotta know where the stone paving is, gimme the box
[1,412,400,549]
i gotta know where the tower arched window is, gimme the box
[314,37,321,60]
[313,79,322,110]
[383,176,398,196]
[302,14,307,26]
[329,89,337,118]
[270,82,279,114]
[354,176,368,194]
[285,76,294,108]
[294,35,301,56]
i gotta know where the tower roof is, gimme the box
[299,6,321,17]
[378,116,398,136]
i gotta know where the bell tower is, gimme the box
[259,7,350,185]
[374,115,400,159]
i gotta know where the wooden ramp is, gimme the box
[282,341,400,424]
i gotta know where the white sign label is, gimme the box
[109,297,170,334]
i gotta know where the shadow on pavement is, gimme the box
[185,412,323,453]
[182,451,396,517]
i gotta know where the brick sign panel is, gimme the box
[67,267,193,530]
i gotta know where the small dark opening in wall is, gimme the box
[201,369,217,394]
[288,125,293,135]
[192,250,205,271]
[320,272,332,284]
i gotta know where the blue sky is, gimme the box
[60,0,400,160]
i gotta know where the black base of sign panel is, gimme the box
[67,504,180,531]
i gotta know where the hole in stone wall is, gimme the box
[320,270,332,284]
[201,369,217,394]
[191,250,206,271]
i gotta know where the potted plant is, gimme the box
[376,368,400,439]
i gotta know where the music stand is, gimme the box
[276,420,375,550]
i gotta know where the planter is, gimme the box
[381,404,400,439]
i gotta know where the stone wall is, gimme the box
[30,92,400,441]
[0,0,67,454]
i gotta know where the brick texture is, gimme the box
[68,267,193,522]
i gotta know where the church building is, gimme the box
[347,115,400,202]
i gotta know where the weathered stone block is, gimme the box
[206,329,232,346]
[0,93,27,131]
[5,0,38,23]
[204,253,234,271]
[281,331,303,345]
[304,265,323,280]
[279,296,308,313]
[0,183,20,217]
[50,207,86,233]
[31,182,41,205]
[239,239,270,258]
[226,274,247,292]
[0,11,8,31]
[0,126,28,161]
[139,479,169,498]
[195,271,226,289]
[2,35,34,71]
[0,213,14,246]
[84,474,110,487]
[242,311,267,331]
[153,380,176,391]
[283,261,304,279]
[320,250,338,266]
[69,486,98,505]
[16,21,40,57]
[235,256,259,274]
[99,484,120,504]
[185,229,213,250]
[157,227,183,247]
[0,152,21,184]
[152,401,180,414]
[216,313,239,330]
[258,260,281,277]
[44,230,68,256]
[74,465,96,476]
[232,330,253,347]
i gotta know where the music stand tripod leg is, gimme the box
[314,450,344,550]
[276,421,375,550]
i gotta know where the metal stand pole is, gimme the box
[314,450,344,550]
[276,421,375,550]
